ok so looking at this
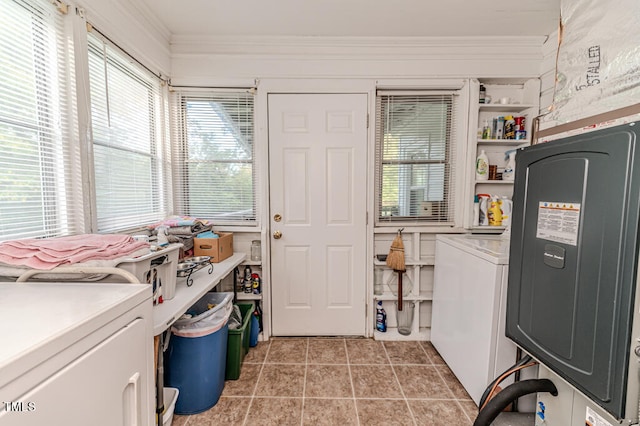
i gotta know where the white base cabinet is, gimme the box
[0,282,154,426]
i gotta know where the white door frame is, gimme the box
[254,79,377,338]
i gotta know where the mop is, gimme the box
[386,228,406,310]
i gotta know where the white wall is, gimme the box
[170,35,548,86]
[539,29,560,116]
[73,0,172,76]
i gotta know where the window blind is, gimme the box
[171,90,256,224]
[88,32,171,232]
[0,0,80,241]
[375,91,458,224]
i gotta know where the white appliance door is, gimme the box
[268,93,368,336]
[1,318,150,426]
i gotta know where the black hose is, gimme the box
[473,379,558,426]
[478,354,533,409]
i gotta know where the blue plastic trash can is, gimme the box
[165,292,233,414]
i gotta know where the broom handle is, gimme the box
[397,271,403,311]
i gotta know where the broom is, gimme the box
[386,228,406,310]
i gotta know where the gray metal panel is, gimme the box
[506,122,640,420]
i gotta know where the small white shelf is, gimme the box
[477,139,529,145]
[374,293,433,302]
[241,260,262,266]
[237,292,263,301]
[475,180,514,185]
[373,256,435,267]
[374,329,430,341]
[478,103,536,112]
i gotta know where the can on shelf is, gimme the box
[514,116,526,131]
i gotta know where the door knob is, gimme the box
[273,231,282,239]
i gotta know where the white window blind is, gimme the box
[375,91,458,224]
[171,90,256,224]
[88,32,171,232]
[0,0,79,241]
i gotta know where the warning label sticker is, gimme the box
[536,202,581,246]
[585,406,614,426]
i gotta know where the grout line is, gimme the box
[241,340,271,426]
[382,342,418,426]
[300,337,309,426]
[344,338,361,426]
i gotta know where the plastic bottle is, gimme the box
[476,150,489,181]
[376,301,387,332]
[481,120,492,139]
[478,194,490,226]
[496,116,505,139]
[504,115,516,139]
[472,195,480,227]
[479,84,486,103]
[488,196,503,226]
[503,150,516,181]
[500,196,513,227]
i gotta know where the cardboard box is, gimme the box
[194,232,233,263]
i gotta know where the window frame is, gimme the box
[171,89,257,226]
[374,90,460,226]
[0,0,80,241]
[86,31,171,233]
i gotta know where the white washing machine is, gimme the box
[431,234,527,406]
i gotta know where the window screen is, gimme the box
[88,32,171,232]
[171,90,256,224]
[375,91,457,224]
[0,0,79,241]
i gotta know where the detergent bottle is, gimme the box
[488,196,503,226]
[500,197,513,227]
[476,150,489,181]
[503,150,516,181]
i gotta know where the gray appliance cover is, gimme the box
[506,122,640,419]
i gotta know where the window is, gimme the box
[0,0,78,241]
[88,32,171,232]
[172,90,255,224]
[375,91,458,224]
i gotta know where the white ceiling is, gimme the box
[136,0,561,39]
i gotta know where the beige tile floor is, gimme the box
[171,337,479,426]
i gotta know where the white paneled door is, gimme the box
[268,93,368,336]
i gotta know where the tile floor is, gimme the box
[171,337,479,426]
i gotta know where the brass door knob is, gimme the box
[273,231,282,239]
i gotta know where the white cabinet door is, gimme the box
[1,318,151,426]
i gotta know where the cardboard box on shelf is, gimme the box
[194,232,233,263]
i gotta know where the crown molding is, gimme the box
[76,0,172,74]
[125,0,173,42]
[171,35,547,58]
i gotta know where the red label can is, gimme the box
[514,116,525,131]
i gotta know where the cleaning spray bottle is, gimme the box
[503,150,517,181]
[376,301,387,332]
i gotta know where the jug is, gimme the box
[500,197,513,227]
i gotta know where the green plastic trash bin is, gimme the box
[225,303,252,380]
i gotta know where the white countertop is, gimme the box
[152,252,246,335]
[0,282,150,390]
[436,234,511,264]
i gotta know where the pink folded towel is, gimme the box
[0,234,150,270]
